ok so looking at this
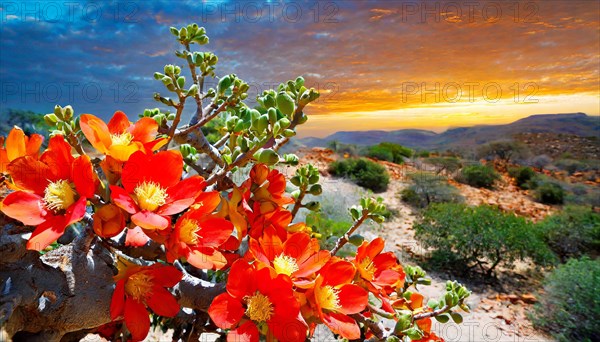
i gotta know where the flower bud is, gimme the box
[276,91,295,117]
[254,148,279,166]
[44,114,59,126]
[93,203,126,238]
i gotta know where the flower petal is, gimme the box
[320,260,356,287]
[227,320,259,342]
[110,280,126,320]
[336,284,368,315]
[109,185,138,214]
[7,156,51,193]
[64,197,87,226]
[268,314,308,342]
[226,260,256,299]
[72,155,96,198]
[25,134,44,156]
[121,150,182,192]
[5,127,26,161]
[128,117,159,143]
[124,297,150,342]
[147,264,183,288]
[158,176,205,215]
[208,293,245,329]
[197,218,233,248]
[186,247,227,270]
[295,250,331,278]
[131,211,170,230]
[322,312,361,340]
[26,215,66,251]
[80,114,111,154]
[125,226,150,247]
[107,111,131,135]
[1,191,46,225]
[146,286,180,317]
[40,135,74,181]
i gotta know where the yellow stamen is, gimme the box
[43,180,76,211]
[318,285,341,311]
[124,271,154,302]
[245,292,273,322]
[273,254,299,276]
[358,257,377,281]
[111,132,133,146]
[179,218,200,245]
[134,181,168,211]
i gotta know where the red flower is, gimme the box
[110,150,205,230]
[243,164,294,206]
[307,260,369,340]
[110,263,182,341]
[246,204,292,241]
[352,237,405,295]
[249,230,330,287]
[166,200,234,270]
[0,126,44,174]
[80,111,167,161]
[1,135,97,250]
[208,260,308,342]
[93,203,127,238]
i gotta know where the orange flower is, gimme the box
[0,126,44,174]
[110,150,205,231]
[110,263,182,341]
[208,260,308,342]
[307,260,368,340]
[1,135,97,250]
[249,230,330,287]
[247,204,292,241]
[80,111,167,161]
[93,203,126,238]
[242,163,294,206]
[352,237,405,295]
[166,202,234,270]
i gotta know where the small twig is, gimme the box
[349,313,385,340]
[290,185,306,219]
[412,304,452,321]
[213,133,230,148]
[330,211,369,256]
[368,304,396,319]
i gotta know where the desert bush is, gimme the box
[555,158,587,174]
[329,158,390,192]
[425,157,462,176]
[535,181,565,204]
[457,164,499,189]
[477,140,529,163]
[401,172,463,208]
[537,206,600,261]
[414,203,556,275]
[508,166,536,189]
[531,257,600,342]
[527,154,552,170]
[416,150,430,157]
[327,140,358,157]
[365,142,412,164]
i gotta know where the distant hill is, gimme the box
[298,113,599,150]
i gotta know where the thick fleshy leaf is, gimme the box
[336,284,369,315]
[72,155,96,198]
[227,320,259,342]
[7,156,52,193]
[158,176,206,215]
[131,211,170,230]
[124,297,150,342]
[322,312,361,340]
[208,293,245,329]
[110,185,138,214]
[226,260,256,299]
[1,191,45,225]
[146,286,180,317]
[110,281,126,320]
[80,114,111,154]
[107,111,131,135]
[129,117,159,143]
[5,127,26,161]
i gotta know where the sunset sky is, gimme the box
[1,0,599,137]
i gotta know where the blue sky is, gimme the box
[1,1,599,137]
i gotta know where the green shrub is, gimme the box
[329,158,390,192]
[535,182,565,204]
[508,166,536,189]
[401,172,463,208]
[414,203,556,275]
[457,164,499,189]
[416,150,430,158]
[555,158,587,174]
[536,206,600,262]
[531,257,600,342]
[327,140,358,157]
[425,157,462,176]
[365,142,412,164]
[305,211,352,250]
